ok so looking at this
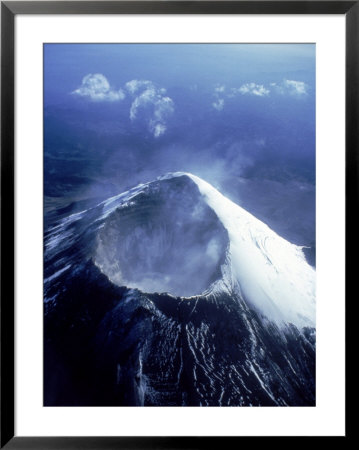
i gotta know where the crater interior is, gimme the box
[94,176,228,297]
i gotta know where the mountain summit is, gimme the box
[44,173,316,406]
[94,172,315,328]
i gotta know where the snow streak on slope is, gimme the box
[161,173,315,329]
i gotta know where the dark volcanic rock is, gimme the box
[44,174,315,406]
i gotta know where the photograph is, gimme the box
[43,43,316,407]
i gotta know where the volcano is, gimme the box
[44,173,315,406]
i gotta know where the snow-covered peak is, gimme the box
[51,171,314,329]
[161,172,315,329]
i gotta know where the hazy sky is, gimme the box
[44,43,315,248]
[45,43,315,104]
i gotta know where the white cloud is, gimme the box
[129,87,156,120]
[271,80,308,96]
[72,74,125,102]
[238,83,270,97]
[151,123,167,138]
[212,79,308,105]
[72,76,173,137]
[125,79,154,95]
[214,85,226,93]
[213,82,269,109]
[212,85,226,110]
[283,79,308,95]
[212,98,225,111]
[127,80,174,137]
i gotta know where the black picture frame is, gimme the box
[1,1,355,447]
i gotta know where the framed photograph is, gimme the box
[1,1,354,447]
